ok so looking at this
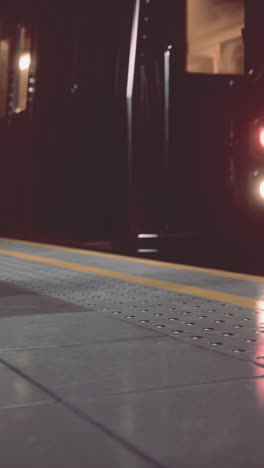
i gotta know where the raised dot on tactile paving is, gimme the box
[234,325,243,328]
[197,315,207,319]
[186,322,195,326]
[168,307,176,310]
[242,318,251,321]
[210,342,223,346]
[168,317,178,321]
[225,313,234,316]
[155,324,166,328]
[203,327,214,331]
[154,313,163,316]
[182,311,191,315]
[208,309,216,312]
[125,315,135,318]
[139,320,150,323]
[172,330,183,334]
[215,320,225,323]
[192,336,203,340]
[245,338,256,342]
[233,349,246,353]
[222,333,235,336]
[112,311,121,314]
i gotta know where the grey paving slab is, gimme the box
[2,238,264,299]
[0,281,36,297]
[2,337,262,403]
[0,239,49,254]
[3,239,264,467]
[106,304,263,340]
[0,293,90,318]
[134,268,264,298]
[171,328,264,365]
[0,402,157,468]
[113,304,259,331]
[0,255,141,302]
[0,253,257,317]
[0,362,53,408]
[3,242,264,369]
[3,250,264,369]
[67,378,264,468]
[0,312,159,349]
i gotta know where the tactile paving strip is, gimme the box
[1,254,264,365]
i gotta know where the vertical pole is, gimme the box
[163,47,171,231]
[126,0,140,233]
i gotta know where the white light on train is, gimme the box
[259,128,264,148]
[126,0,140,99]
[137,234,158,238]
[19,53,31,71]
[259,180,264,199]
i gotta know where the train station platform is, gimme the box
[1,237,264,467]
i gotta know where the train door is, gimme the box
[171,0,246,237]
[170,73,246,237]
[123,0,247,255]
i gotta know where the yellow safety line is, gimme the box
[0,248,258,310]
[0,237,264,284]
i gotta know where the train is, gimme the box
[0,0,264,265]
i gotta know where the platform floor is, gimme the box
[1,237,264,467]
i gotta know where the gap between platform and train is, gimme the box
[0,247,259,310]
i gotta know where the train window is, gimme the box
[0,39,10,118]
[186,0,245,74]
[15,27,31,113]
